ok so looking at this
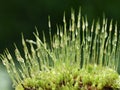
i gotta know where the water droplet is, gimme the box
[112,41,117,47]
[2,60,8,66]
[7,70,10,73]
[60,32,63,37]
[105,32,108,38]
[87,36,91,42]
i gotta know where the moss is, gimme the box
[16,65,120,90]
[1,8,120,90]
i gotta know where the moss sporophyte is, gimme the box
[0,9,120,90]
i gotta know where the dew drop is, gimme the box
[105,32,108,38]
[7,70,10,73]
[2,60,7,66]
[87,36,91,42]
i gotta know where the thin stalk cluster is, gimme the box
[0,9,120,90]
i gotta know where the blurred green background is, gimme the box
[0,0,120,90]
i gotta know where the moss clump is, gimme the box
[1,8,120,90]
[16,64,120,90]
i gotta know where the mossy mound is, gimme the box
[16,64,120,90]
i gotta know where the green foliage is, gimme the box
[15,65,120,90]
[0,8,120,90]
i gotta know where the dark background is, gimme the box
[0,0,120,53]
[0,0,120,90]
